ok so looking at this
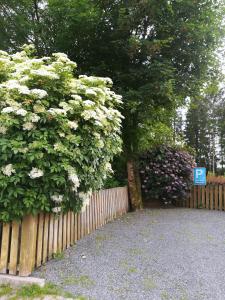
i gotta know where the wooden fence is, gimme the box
[0,187,129,277]
[178,184,225,210]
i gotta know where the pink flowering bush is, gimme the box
[139,146,195,203]
[0,45,123,222]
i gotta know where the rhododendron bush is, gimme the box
[139,146,195,203]
[0,45,123,222]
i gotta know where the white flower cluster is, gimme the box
[68,168,80,192]
[51,194,63,203]
[28,168,44,179]
[0,126,7,134]
[31,89,48,99]
[2,164,16,176]
[79,191,92,212]
[48,108,67,116]
[52,207,61,213]
[68,121,78,130]
[23,122,35,131]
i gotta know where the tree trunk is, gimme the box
[127,160,143,210]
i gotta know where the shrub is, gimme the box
[0,45,123,222]
[139,146,195,203]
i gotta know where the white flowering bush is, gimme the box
[0,45,123,222]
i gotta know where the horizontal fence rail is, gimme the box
[178,184,225,210]
[0,187,129,276]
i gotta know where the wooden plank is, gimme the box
[205,185,209,209]
[0,223,10,273]
[92,194,96,230]
[74,214,78,242]
[201,186,205,209]
[215,185,219,210]
[210,185,214,210]
[71,212,75,245]
[67,212,71,248]
[19,215,38,276]
[48,214,54,259]
[42,214,49,263]
[58,214,63,253]
[36,213,44,267]
[103,190,106,224]
[197,186,201,208]
[63,214,67,250]
[90,196,94,233]
[107,189,110,220]
[86,204,90,235]
[53,216,59,255]
[77,213,81,240]
[8,221,20,275]
[219,185,223,211]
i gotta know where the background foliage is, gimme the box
[139,146,195,203]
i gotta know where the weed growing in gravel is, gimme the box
[143,277,157,290]
[161,291,170,300]
[63,275,95,287]
[53,251,65,260]
[128,248,143,256]
[127,267,138,273]
[0,284,12,297]
[0,283,82,299]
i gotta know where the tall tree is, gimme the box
[0,0,224,208]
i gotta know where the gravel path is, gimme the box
[33,208,225,300]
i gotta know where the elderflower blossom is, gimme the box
[68,168,80,191]
[52,207,61,213]
[2,164,16,176]
[79,191,92,212]
[30,113,40,123]
[51,195,63,203]
[48,108,67,116]
[68,121,78,130]
[23,122,35,130]
[85,89,97,97]
[2,107,15,113]
[31,68,59,79]
[83,100,95,107]
[16,108,27,116]
[0,126,7,134]
[31,89,48,99]
[28,167,44,179]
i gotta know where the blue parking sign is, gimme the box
[193,167,206,185]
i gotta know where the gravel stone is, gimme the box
[33,208,225,300]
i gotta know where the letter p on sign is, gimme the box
[194,167,206,185]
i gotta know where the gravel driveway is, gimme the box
[33,208,225,300]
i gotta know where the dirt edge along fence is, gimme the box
[0,187,129,276]
[178,183,225,210]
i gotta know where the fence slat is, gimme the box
[0,223,10,273]
[210,185,214,210]
[48,214,54,259]
[219,185,223,211]
[215,185,219,210]
[67,212,71,248]
[8,221,20,275]
[53,216,58,255]
[42,214,49,263]
[36,213,44,267]
[19,215,38,276]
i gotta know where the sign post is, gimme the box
[193,167,206,185]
